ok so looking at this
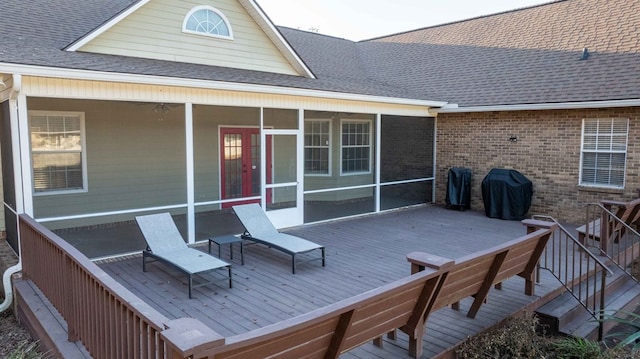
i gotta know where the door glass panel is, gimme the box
[224,133,242,199]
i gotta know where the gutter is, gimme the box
[1,74,23,313]
[431,99,640,114]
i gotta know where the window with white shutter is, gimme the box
[579,118,628,189]
[30,112,86,194]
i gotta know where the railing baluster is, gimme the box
[531,215,613,340]
[17,214,223,359]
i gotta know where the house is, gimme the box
[0,0,638,258]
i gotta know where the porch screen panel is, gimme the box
[380,116,435,182]
[380,116,435,209]
[305,187,375,223]
[30,114,84,192]
[381,181,433,210]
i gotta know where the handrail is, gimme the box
[18,214,223,359]
[529,215,612,340]
[584,203,640,283]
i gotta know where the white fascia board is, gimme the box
[432,100,640,114]
[238,0,316,79]
[65,0,152,51]
[0,63,447,108]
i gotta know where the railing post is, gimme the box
[600,208,610,253]
[161,318,225,359]
[598,270,607,341]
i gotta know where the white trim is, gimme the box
[17,94,33,215]
[36,204,187,223]
[185,103,195,244]
[0,64,447,109]
[182,5,234,40]
[66,0,152,51]
[195,196,261,207]
[380,177,435,186]
[303,183,376,195]
[433,99,640,114]
[9,77,25,214]
[433,117,438,203]
[297,109,304,220]
[374,113,381,212]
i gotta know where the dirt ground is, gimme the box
[0,295,41,358]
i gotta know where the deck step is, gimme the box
[535,264,640,340]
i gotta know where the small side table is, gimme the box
[208,235,244,265]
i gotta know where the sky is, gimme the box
[256,0,554,41]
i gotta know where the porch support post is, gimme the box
[432,117,438,203]
[374,113,381,213]
[297,109,304,214]
[259,107,266,209]
[8,80,24,215]
[15,89,34,216]
[185,103,195,244]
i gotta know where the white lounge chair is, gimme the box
[136,213,232,298]
[232,203,325,274]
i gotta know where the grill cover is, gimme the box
[446,167,471,210]
[481,168,532,220]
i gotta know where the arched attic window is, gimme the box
[182,5,233,39]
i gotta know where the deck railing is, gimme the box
[528,216,612,340]
[584,203,640,281]
[18,214,223,359]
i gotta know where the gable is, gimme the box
[73,0,303,76]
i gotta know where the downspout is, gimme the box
[1,74,23,313]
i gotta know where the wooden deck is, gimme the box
[98,205,566,358]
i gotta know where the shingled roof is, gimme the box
[1,0,638,108]
[359,0,640,106]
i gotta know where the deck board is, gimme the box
[98,205,566,358]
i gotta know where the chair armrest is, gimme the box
[407,252,454,270]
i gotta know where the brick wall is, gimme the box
[436,107,640,224]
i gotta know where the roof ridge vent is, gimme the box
[580,47,590,60]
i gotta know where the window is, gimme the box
[341,120,371,174]
[183,6,233,39]
[30,112,86,194]
[304,120,331,175]
[580,118,628,188]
